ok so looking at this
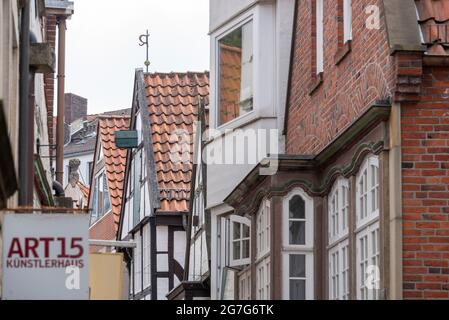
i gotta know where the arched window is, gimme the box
[282,188,314,300]
[355,155,380,300]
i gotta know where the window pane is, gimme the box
[233,222,241,240]
[233,241,241,260]
[290,279,306,300]
[289,221,306,245]
[243,224,250,238]
[289,254,306,278]
[218,21,253,126]
[289,195,305,219]
[242,239,250,259]
[103,174,111,213]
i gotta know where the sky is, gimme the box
[65,0,210,114]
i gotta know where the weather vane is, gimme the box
[139,29,151,72]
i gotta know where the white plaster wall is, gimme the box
[157,278,169,300]
[63,153,94,186]
[173,230,185,287]
[210,0,258,32]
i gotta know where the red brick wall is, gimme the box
[286,0,396,155]
[89,211,117,253]
[44,15,57,146]
[401,66,449,299]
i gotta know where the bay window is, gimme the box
[282,188,314,300]
[218,20,253,126]
[356,155,380,300]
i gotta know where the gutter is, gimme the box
[18,0,33,206]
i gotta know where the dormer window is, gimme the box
[218,20,253,126]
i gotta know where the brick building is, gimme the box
[210,0,449,300]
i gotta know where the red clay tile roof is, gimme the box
[416,0,449,55]
[219,44,242,125]
[97,115,130,230]
[145,72,209,212]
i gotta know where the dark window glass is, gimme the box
[289,221,306,245]
[289,195,305,219]
[289,254,306,278]
[290,279,306,300]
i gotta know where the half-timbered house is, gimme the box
[168,100,211,300]
[118,70,209,300]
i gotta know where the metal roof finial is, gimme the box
[139,29,151,72]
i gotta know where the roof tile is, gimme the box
[145,72,209,213]
[416,0,449,55]
[98,115,130,229]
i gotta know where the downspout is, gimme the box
[18,0,33,206]
[55,17,67,185]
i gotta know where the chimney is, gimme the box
[65,93,88,124]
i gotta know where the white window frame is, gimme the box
[329,240,349,300]
[257,199,271,259]
[256,256,271,300]
[215,15,255,128]
[356,155,380,229]
[328,178,350,244]
[316,0,324,74]
[282,253,314,300]
[91,169,112,225]
[282,188,314,300]
[343,0,353,42]
[230,215,251,267]
[356,221,380,300]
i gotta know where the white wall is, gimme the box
[63,152,94,186]
[210,0,258,32]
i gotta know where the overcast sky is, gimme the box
[65,0,210,114]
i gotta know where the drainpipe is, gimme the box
[55,17,67,185]
[18,0,33,206]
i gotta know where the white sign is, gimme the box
[2,214,90,300]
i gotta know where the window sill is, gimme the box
[334,40,352,65]
[309,72,324,95]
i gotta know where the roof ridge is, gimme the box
[144,71,210,76]
[97,114,131,120]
